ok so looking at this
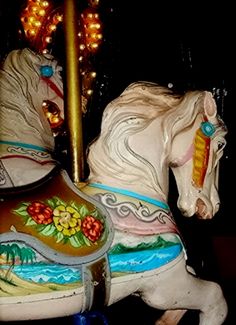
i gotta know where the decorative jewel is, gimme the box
[40,65,53,77]
[200,121,215,137]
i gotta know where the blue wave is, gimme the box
[6,244,182,284]
[109,243,182,273]
[10,264,82,284]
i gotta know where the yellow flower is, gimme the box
[53,205,81,236]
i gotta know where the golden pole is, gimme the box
[63,0,84,184]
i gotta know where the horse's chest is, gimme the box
[82,185,180,236]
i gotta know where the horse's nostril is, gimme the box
[179,208,188,216]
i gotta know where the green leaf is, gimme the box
[18,210,30,217]
[99,228,107,242]
[46,198,57,209]
[78,204,90,217]
[82,235,92,246]
[56,231,64,243]
[76,232,91,246]
[40,224,56,236]
[53,196,66,206]
[25,218,37,226]
[13,205,27,213]
[70,201,80,211]
[91,209,99,218]
[69,235,82,248]
[13,207,29,217]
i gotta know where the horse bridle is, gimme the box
[172,116,217,189]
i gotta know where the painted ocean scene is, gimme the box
[1,236,182,296]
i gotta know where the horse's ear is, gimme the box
[202,91,217,119]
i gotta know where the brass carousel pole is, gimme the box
[63,0,84,185]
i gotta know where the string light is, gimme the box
[20,0,103,107]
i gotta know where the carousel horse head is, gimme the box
[0,48,64,186]
[167,88,227,219]
[86,81,227,221]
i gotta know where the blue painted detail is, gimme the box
[6,244,182,283]
[0,140,50,153]
[6,264,82,284]
[89,183,169,210]
[108,243,182,273]
[73,311,108,325]
[40,65,53,78]
[200,121,215,137]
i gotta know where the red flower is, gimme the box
[81,215,103,242]
[27,201,53,225]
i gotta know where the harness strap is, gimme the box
[0,140,51,152]
[0,140,55,164]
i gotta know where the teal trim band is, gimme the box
[0,140,51,153]
[89,182,169,210]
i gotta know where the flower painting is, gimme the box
[13,196,105,248]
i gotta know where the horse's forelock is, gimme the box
[163,90,205,137]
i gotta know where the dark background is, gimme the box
[0,1,235,324]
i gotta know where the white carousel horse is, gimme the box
[0,49,228,324]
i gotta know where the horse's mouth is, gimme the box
[195,198,212,219]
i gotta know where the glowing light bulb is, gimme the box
[48,24,56,31]
[28,16,36,23]
[28,29,36,36]
[33,20,42,27]
[87,89,93,96]
[41,1,49,7]
[45,36,52,43]
[38,9,46,16]
[31,6,38,13]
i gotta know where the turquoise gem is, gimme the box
[200,121,215,137]
[40,65,53,78]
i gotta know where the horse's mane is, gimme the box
[0,48,62,150]
[87,81,206,194]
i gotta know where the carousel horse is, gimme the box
[0,48,228,324]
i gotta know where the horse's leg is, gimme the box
[140,258,227,325]
[155,263,198,325]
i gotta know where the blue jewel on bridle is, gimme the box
[200,121,216,137]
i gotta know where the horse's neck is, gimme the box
[87,140,170,204]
